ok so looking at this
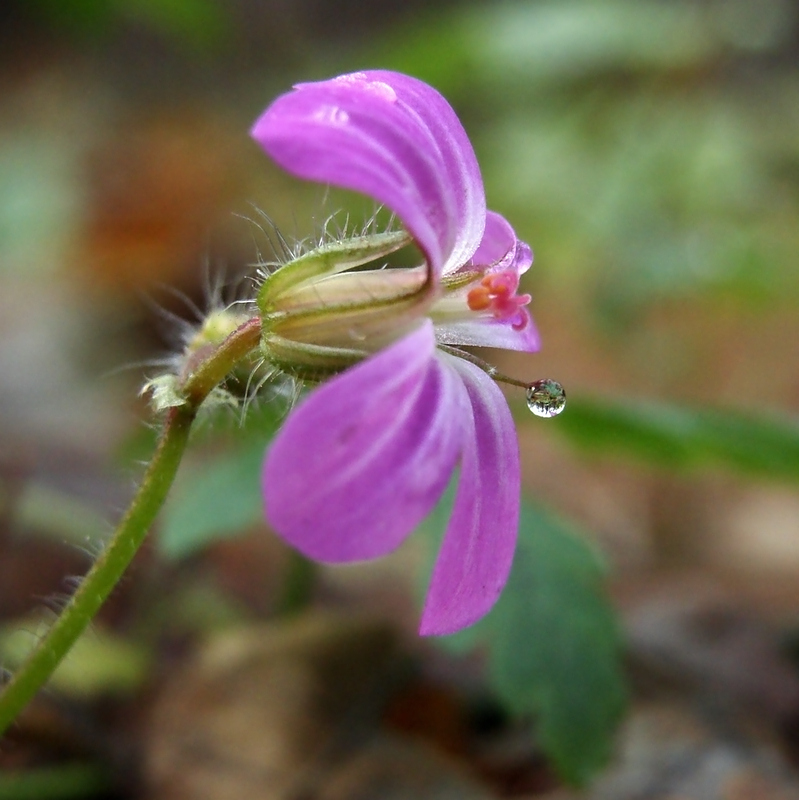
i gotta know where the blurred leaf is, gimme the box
[372,0,799,321]
[0,620,149,698]
[145,580,251,637]
[377,0,726,97]
[487,87,799,309]
[439,502,626,785]
[0,763,111,800]
[230,395,291,441]
[119,390,288,469]
[24,0,118,36]
[13,483,107,547]
[468,0,716,84]
[124,0,232,52]
[159,442,265,560]
[25,0,232,49]
[0,136,80,277]
[154,392,286,560]
[383,0,795,95]
[555,396,799,480]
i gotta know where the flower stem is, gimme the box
[0,316,263,738]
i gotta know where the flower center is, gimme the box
[466,270,532,331]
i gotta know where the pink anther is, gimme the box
[466,270,531,329]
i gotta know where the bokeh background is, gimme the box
[2,1,799,798]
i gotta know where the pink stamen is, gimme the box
[467,270,532,329]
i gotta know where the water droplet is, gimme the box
[526,379,566,418]
[312,105,349,125]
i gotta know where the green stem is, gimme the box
[0,317,263,738]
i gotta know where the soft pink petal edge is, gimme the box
[419,355,520,636]
[468,211,533,276]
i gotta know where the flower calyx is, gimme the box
[256,229,437,381]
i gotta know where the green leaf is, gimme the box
[158,443,265,560]
[554,396,799,481]
[439,502,627,785]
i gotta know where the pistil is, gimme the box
[466,270,532,330]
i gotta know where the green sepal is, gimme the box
[257,230,411,313]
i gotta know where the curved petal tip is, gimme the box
[419,357,520,636]
[252,70,486,276]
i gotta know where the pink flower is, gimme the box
[251,71,539,635]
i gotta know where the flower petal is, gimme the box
[263,321,466,563]
[434,314,540,352]
[251,70,486,276]
[469,211,532,275]
[419,356,520,636]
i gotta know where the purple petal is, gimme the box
[468,211,532,275]
[263,321,467,563]
[434,314,540,352]
[251,71,486,276]
[419,356,520,636]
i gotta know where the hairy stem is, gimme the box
[0,317,263,737]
